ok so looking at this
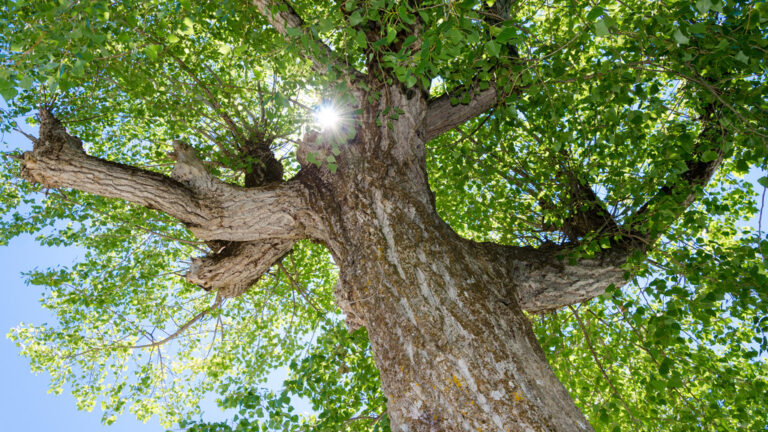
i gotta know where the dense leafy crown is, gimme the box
[1,0,767,431]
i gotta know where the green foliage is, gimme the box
[185,324,387,432]
[1,0,767,431]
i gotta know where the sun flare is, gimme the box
[315,105,340,130]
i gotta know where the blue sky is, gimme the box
[0,235,167,431]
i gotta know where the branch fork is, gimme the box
[20,109,315,300]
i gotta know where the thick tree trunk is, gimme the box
[338,198,593,431]
[301,87,594,431]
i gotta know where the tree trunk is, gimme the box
[340,200,592,431]
[304,87,593,431]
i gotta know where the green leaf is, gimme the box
[695,0,712,14]
[587,6,605,21]
[735,51,749,64]
[144,44,162,59]
[497,26,518,44]
[285,27,302,37]
[667,374,683,388]
[71,59,86,77]
[659,358,672,376]
[354,30,367,47]
[18,75,34,90]
[0,87,18,102]
[348,10,363,26]
[181,17,195,35]
[485,40,501,57]
[398,5,415,25]
[701,150,719,162]
[385,26,397,45]
[757,177,768,188]
[594,20,610,37]
[673,29,689,45]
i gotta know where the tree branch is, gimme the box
[498,242,628,313]
[20,109,312,243]
[129,296,222,350]
[493,104,726,312]
[422,5,522,142]
[181,121,293,298]
[544,158,619,241]
[251,0,363,82]
[423,86,497,141]
[277,261,324,314]
[21,110,210,226]
[629,103,725,245]
[185,239,294,298]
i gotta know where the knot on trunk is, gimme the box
[169,140,219,193]
[20,108,85,186]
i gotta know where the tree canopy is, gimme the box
[1,0,767,431]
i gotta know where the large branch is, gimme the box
[20,109,311,243]
[21,111,209,225]
[629,103,724,245]
[495,104,726,312]
[185,239,294,298]
[423,87,497,141]
[183,134,294,299]
[422,6,521,142]
[251,0,363,82]
[498,243,629,313]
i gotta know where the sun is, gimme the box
[315,105,340,131]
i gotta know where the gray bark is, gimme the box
[21,110,316,243]
[424,87,498,141]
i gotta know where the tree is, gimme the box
[1,0,767,430]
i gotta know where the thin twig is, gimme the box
[277,262,324,315]
[129,296,222,349]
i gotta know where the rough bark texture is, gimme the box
[185,239,294,298]
[498,244,627,314]
[21,113,314,243]
[424,87,497,141]
[323,192,596,431]
[288,85,603,431]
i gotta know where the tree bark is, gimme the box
[20,81,630,428]
[296,86,601,431]
[329,195,596,431]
